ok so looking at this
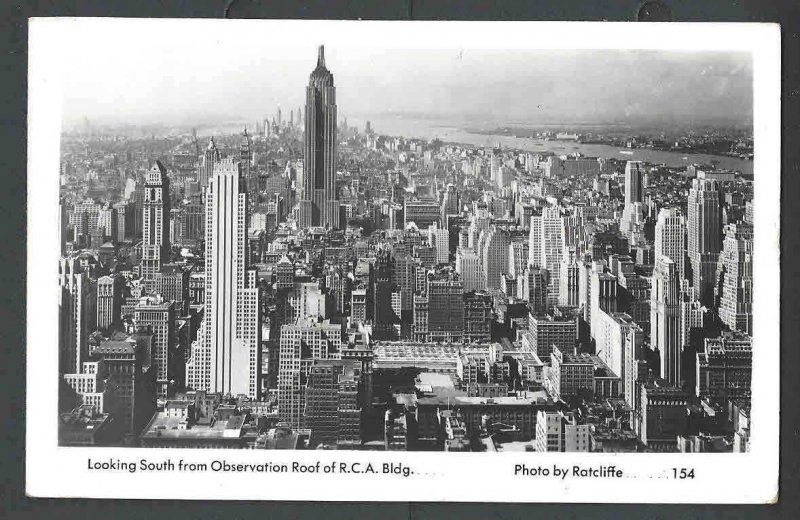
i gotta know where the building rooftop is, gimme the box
[560,351,595,364]
[95,340,136,356]
[140,411,245,441]
[417,390,553,408]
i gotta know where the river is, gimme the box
[348,116,753,175]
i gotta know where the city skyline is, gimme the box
[53,21,753,129]
[53,32,761,453]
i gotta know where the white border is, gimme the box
[27,19,780,503]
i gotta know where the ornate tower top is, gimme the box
[309,44,334,88]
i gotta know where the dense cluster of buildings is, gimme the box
[58,46,754,453]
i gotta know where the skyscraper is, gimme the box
[186,158,261,399]
[278,320,342,428]
[620,161,644,239]
[624,161,643,208]
[240,129,255,208]
[58,257,97,376]
[426,279,464,343]
[134,295,176,397]
[301,45,339,228]
[651,257,682,386]
[197,137,220,188]
[96,274,123,330]
[719,223,754,335]
[540,206,564,308]
[687,178,721,305]
[528,212,542,269]
[456,248,484,292]
[141,161,170,291]
[480,226,509,290]
[428,225,450,264]
[441,184,460,224]
[654,208,686,283]
[304,359,363,447]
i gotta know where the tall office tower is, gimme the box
[96,274,123,330]
[620,161,644,238]
[651,257,682,386]
[95,338,157,436]
[155,264,191,315]
[624,161,643,209]
[186,158,261,399]
[480,226,509,290]
[304,359,363,448]
[140,161,170,291]
[134,296,176,397]
[278,320,342,428]
[464,290,492,343]
[394,253,416,312]
[112,200,134,243]
[70,200,101,238]
[178,198,204,244]
[540,207,564,308]
[528,213,542,268]
[654,207,686,283]
[427,279,464,343]
[58,257,97,376]
[197,137,220,188]
[428,225,449,264]
[719,223,754,335]
[523,267,549,315]
[301,45,339,228]
[528,314,578,361]
[508,240,529,279]
[132,176,145,236]
[446,214,467,255]
[373,250,400,338]
[456,248,484,292]
[239,128,256,207]
[441,184,460,224]
[623,324,646,409]
[60,197,67,254]
[97,205,118,243]
[558,248,580,307]
[687,179,722,306]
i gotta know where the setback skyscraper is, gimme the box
[687,178,722,306]
[186,158,261,399]
[197,137,220,188]
[301,45,339,228]
[654,208,686,284]
[651,257,682,386]
[141,161,170,291]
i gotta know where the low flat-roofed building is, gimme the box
[253,422,306,449]
[547,346,595,400]
[636,380,690,451]
[140,396,271,449]
[416,389,558,441]
[589,427,640,452]
[677,434,732,453]
[59,405,114,446]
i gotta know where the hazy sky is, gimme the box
[52,20,753,128]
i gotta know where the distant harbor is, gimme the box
[348,116,754,175]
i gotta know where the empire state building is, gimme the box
[301,45,339,228]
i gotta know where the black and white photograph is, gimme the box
[26,19,780,502]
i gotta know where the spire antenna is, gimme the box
[317,45,325,68]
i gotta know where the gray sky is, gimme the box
[56,21,753,128]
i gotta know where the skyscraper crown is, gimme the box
[309,45,334,88]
